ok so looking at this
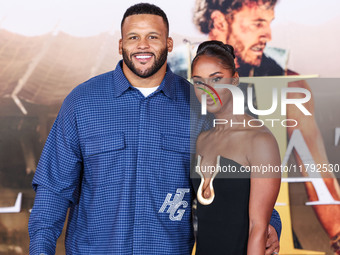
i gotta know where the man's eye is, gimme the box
[129,36,138,40]
[149,35,158,39]
[253,22,263,28]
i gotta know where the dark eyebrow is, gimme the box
[192,72,223,78]
[253,18,266,22]
[253,17,275,22]
[126,31,162,36]
[149,32,161,35]
[126,32,138,37]
[209,72,223,77]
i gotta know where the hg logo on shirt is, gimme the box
[159,188,190,221]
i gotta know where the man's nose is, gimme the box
[260,24,272,42]
[137,37,150,49]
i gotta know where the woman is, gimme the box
[191,40,281,255]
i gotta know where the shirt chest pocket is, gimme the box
[159,134,190,184]
[83,132,125,157]
[83,132,126,184]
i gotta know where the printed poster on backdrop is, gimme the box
[0,0,339,254]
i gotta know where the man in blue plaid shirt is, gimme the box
[28,3,281,254]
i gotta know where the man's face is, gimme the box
[119,14,173,78]
[226,3,274,67]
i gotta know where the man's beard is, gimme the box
[227,32,263,68]
[234,41,263,68]
[122,47,168,78]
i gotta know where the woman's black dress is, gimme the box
[191,156,250,255]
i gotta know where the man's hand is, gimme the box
[265,224,280,255]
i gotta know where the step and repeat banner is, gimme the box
[0,0,339,254]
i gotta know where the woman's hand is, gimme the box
[265,225,280,255]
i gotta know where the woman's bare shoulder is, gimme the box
[246,125,281,166]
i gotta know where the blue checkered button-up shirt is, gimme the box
[29,61,194,254]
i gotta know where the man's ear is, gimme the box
[119,39,122,55]
[167,37,174,53]
[209,10,228,43]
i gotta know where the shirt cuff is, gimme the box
[270,208,282,240]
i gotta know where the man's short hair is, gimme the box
[193,0,277,34]
[121,3,169,36]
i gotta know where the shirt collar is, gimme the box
[113,60,176,100]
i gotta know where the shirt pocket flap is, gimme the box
[161,134,190,154]
[84,132,125,156]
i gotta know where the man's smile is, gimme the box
[133,53,154,64]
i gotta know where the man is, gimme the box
[192,0,340,253]
[192,0,282,76]
[28,3,281,254]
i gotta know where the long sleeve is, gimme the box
[270,208,282,240]
[28,186,70,254]
[28,94,83,254]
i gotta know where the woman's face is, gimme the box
[192,55,237,114]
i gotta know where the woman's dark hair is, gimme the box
[192,40,236,75]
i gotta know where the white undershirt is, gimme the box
[135,86,159,97]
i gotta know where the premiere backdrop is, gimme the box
[0,0,339,254]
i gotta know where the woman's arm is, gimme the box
[247,131,281,255]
